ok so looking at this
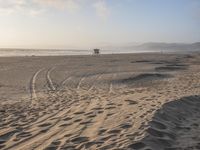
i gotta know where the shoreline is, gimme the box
[0,50,197,58]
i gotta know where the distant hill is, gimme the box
[131,42,200,52]
[102,42,200,52]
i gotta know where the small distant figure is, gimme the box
[93,49,100,55]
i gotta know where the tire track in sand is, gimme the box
[30,68,44,101]
[77,76,86,90]
[109,67,120,94]
[109,73,116,94]
[88,74,103,91]
[46,67,56,91]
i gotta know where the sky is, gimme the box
[0,0,200,49]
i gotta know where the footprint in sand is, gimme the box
[73,118,82,123]
[107,129,122,134]
[16,131,32,138]
[63,117,72,121]
[71,136,89,144]
[105,106,116,110]
[91,107,103,111]
[0,130,17,144]
[125,99,138,105]
[59,122,72,127]
[74,111,85,115]
[128,142,146,149]
[98,128,107,135]
[107,113,114,116]
[44,140,61,150]
[38,122,52,127]
[119,123,132,129]
[79,120,92,125]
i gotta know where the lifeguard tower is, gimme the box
[93,49,100,55]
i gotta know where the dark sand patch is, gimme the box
[131,60,153,63]
[119,73,172,84]
[166,63,188,67]
[155,63,189,72]
[155,66,187,72]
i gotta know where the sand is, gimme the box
[0,52,200,150]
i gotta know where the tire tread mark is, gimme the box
[46,67,56,91]
[30,68,44,101]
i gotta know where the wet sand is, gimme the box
[0,53,200,150]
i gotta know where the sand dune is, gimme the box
[0,53,200,150]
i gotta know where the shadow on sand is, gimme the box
[128,95,200,150]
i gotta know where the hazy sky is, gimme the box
[0,0,200,49]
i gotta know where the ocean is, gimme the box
[0,49,160,57]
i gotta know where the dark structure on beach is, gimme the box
[93,49,100,55]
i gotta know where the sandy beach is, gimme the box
[0,52,200,150]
